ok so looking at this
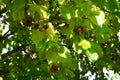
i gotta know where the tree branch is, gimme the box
[0,7,7,17]
[0,69,9,76]
[0,45,26,60]
[0,31,16,42]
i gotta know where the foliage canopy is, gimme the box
[0,0,120,80]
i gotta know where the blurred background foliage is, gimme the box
[0,0,120,80]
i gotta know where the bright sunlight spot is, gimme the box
[66,13,71,20]
[86,50,99,62]
[0,77,3,80]
[79,40,91,50]
[58,0,65,5]
[96,11,106,27]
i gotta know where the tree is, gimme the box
[0,0,120,80]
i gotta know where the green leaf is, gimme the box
[90,43,103,57]
[1,0,10,4]
[7,0,25,11]
[59,46,65,53]
[46,52,59,62]
[1,0,120,79]
[12,9,25,21]
[107,0,118,12]
[31,29,45,47]
[74,0,83,7]
[28,4,38,15]
[59,5,70,20]
[45,43,59,62]
[69,59,78,70]
[90,0,106,8]
[51,0,57,8]
[65,18,80,38]
[13,0,25,9]
[77,1,92,18]
[94,25,112,43]
[55,71,67,80]
[64,68,75,78]
[39,63,48,72]
[112,17,120,32]
[6,0,25,20]
[28,4,49,20]
[37,35,48,51]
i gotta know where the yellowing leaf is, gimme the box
[78,40,91,50]
[46,22,55,35]
[40,9,49,20]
